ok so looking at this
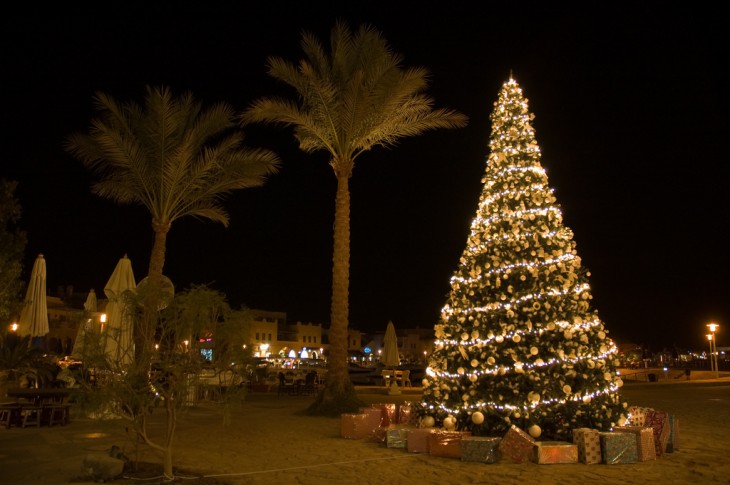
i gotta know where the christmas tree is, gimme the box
[418,77,627,441]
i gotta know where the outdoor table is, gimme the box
[380,370,404,386]
[5,388,69,406]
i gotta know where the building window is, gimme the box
[268,333,272,341]
[256,332,260,340]
[303,336,306,343]
[314,337,317,343]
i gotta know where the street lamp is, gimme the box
[707,323,719,379]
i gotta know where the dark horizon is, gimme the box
[2,3,728,352]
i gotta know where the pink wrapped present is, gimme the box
[532,441,578,464]
[498,425,536,463]
[398,402,414,425]
[645,409,670,456]
[340,413,369,439]
[427,430,472,459]
[358,406,384,435]
[406,427,437,453]
[572,427,602,464]
[370,403,397,427]
[614,426,656,461]
[626,406,653,427]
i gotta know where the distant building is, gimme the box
[36,290,440,366]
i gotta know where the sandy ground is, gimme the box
[1,370,729,485]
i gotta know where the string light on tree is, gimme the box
[417,76,627,440]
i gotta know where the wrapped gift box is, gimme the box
[358,407,385,434]
[341,413,369,439]
[599,432,638,464]
[645,409,670,456]
[370,403,397,427]
[386,425,411,448]
[626,406,653,427]
[614,426,656,461]
[532,441,578,464]
[428,430,472,459]
[666,415,679,453]
[406,427,437,453]
[572,428,602,464]
[498,425,536,463]
[398,402,414,426]
[460,436,501,464]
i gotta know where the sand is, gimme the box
[1,372,729,484]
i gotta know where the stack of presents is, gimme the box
[340,403,679,465]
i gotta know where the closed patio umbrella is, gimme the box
[71,289,99,359]
[102,255,137,366]
[18,254,49,348]
[382,320,401,395]
[83,288,98,313]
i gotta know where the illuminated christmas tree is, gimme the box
[418,77,628,440]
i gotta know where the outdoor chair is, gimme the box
[20,405,42,428]
[277,372,297,396]
[0,403,21,429]
[401,369,412,387]
[43,403,69,426]
[301,371,317,396]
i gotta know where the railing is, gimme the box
[619,369,691,382]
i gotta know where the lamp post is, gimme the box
[706,334,714,372]
[707,323,719,379]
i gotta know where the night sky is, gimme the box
[2,3,728,351]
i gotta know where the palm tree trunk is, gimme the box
[135,220,170,363]
[307,169,361,415]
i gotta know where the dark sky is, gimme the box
[2,3,728,351]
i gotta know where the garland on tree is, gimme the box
[417,76,627,441]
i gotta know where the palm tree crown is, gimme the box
[68,85,280,232]
[241,19,467,177]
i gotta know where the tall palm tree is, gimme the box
[241,20,468,415]
[66,85,280,359]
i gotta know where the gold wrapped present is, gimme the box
[532,441,578,464]
[406,427,437,453]
[427,430,472,459]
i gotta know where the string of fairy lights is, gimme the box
[423,380,622,416]
[442,283,591,316]
[450,252,577,283]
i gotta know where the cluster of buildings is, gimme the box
[23,286,437,366]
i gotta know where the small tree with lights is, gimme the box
[418,77,628,441]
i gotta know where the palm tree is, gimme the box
[240,20,468,415]
[66,85,280,360]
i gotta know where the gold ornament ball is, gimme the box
[471,411,485,425]
[528,424,542,438]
